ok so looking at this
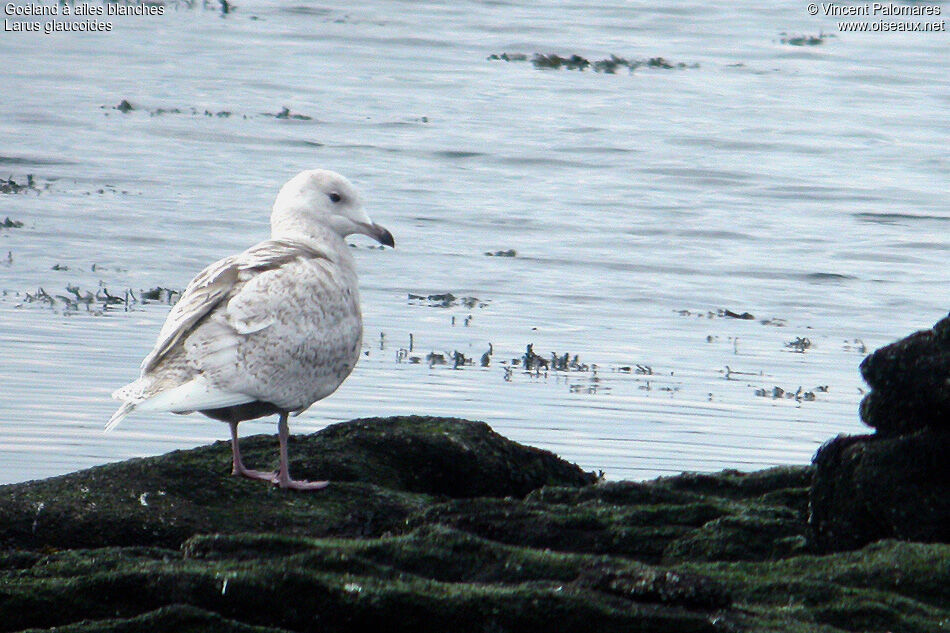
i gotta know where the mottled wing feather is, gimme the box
[140,239,331,374]
[140,257,240,373]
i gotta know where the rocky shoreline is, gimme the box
[1,316,948,632]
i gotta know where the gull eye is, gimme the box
[328,192,342,203]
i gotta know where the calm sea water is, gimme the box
[0,1,946,484]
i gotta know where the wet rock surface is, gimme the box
[0,416,946,632]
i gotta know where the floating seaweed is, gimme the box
[780,32,833,46]
[785,337,812,353]
[407,292,488,309]
[754,385,820,402]
[271,106,313,120]
[489,52,699,73]
[480,343,492,367]
[0,174,37,195]
[12,284,181,315]
[102,102,259,121]
[720,309,755,320]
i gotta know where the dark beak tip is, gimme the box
[380,228,395,249]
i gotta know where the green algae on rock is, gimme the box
[0,416,947,632]
[0,417,593,551]
[412,466,811,565]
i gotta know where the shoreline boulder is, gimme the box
[858,311,950,436]
[810,313,950,553]
[809,430,949,552]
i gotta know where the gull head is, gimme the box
[271,169,394,247]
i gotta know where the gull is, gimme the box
[108,169,394,490]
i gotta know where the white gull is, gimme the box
[108,169,394,490]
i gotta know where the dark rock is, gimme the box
[659,466,812,502]
[662,509,807,563]
[305,416,596,497]
[413,466,812,565]
[0,526,734,633]
[575,562,731,611]
[809,430,950,553]
[700,539,949,633]
[0,417,593,551]
[809,316,950,555]
[858,312,950,435]
[409,496,716,563]
[0,418,947,632]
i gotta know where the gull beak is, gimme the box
[357,221,395,248]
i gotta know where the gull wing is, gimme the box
[140,239,330,374]
[140,255,240,373]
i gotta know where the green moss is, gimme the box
[684,541,950,632]
[0,418,945,632]
[0,417,593,551]
[1,529,729,632]
[13,604,288,633]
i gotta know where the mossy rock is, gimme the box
[662,509,808,563]
[0,417,947,632]
[1,527,732,633]
[303,416,596,496]
[0,416,594,551]
[410,495,729,564]
[687,540,950,633]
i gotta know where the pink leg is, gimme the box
[229,422,277,483]
[274,412,328,491]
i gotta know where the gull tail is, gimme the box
[106,375,255,433]
[106,401,136,433]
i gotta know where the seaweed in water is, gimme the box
[272,106,313,120]
[408,292,488,309]
[780,32,833,46]
[489,52,699,73]
[0,174,37,195]
[15,284,182,314]
[754,385,819,402]
[785,337,812,353]
[721,308,755,320]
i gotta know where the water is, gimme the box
[0,1,946,484]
